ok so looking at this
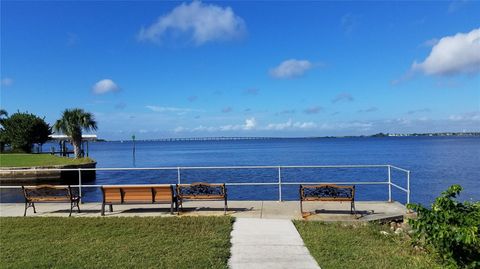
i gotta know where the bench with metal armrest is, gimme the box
[176,183,227,215]
[300,184,356,217]
[22,185,81,217]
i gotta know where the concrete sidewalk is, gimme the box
[228,218,320,269]
[0,201,406,222]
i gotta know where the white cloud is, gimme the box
[266,119,317,131]
[175,117,257,133]
[244,117,257,130]
[92,79,119,94]
[146,105,202,115]
[412,28,480,76]
[1,78,13,87]
[448,111,480,121]
[138,1,246,45]
[269,59,313,79]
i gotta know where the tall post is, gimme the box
[388,165,392,202]
[177,167,181,184]
[278,166,282,202]
[132,134,136,167]
[78,168,83,204]
[407,170,411,204]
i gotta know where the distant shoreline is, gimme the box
[100,132,480,142]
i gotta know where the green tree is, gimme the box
[0,109,8,152]
[1,111,52,152]
[54,108,97,158]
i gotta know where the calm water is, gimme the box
[2,137,479,205]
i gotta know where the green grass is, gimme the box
[0,217,232,269]
[294,221,441,269]
[0,154,95,167]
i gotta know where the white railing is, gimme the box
[0,164,411,204]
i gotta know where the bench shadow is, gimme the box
[179,207,253,213]
[303,209,375,219]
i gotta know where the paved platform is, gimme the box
[229,218,320,269]
[0,201,406,221]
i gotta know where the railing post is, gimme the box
[407,170,410,204]
[278,166,282,202]
[177,167,181,184]
[388,165,392,202]
[78,168,83,204]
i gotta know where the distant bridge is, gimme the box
[139,137,283,142]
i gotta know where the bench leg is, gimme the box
[300,200,304,215]
[177,199,183,215]
[101,203,105,216]
[24,202,36,216]
[224,197,228,215]
[351,201,357,215]
[109,204,113,212]
[170,201,174,215]
[175,198,179,214]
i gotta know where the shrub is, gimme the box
[407,185,480,268]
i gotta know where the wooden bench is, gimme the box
[22,185,80,217]
[101,185,176,216]
[176,183,227,214]
[300,184,356,216]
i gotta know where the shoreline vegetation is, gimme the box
[0,154,95,168]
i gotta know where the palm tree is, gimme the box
[54,108,97,158]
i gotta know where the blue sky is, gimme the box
[1,1,479,139]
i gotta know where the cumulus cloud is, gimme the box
[1,77,13,87]
[146,105,202,115]
[411,28,480,76]
[138,1,246,45]
[92,79,119,94]
[244,118,257,130]
[266,119,317,131]
[358,107,378,113]
[176,117,257,133]
[303,106,323,114]
[332,93,354,103]
[270,59,313,79]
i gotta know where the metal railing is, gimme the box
[0,164,411,204]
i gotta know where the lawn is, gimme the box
[0,154,95,167]
[294,221,441,269]
[0,217,233,268]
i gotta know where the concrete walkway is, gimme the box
[0,201,406,222]
[229,218,320,269]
